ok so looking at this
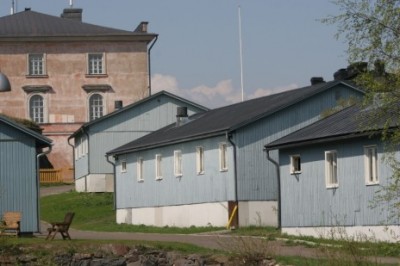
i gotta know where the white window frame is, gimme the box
[290,154,301,174]
[219,143,228,172]
[87,53,106,75]
[174,150,183,177]
[364,145,378,185]
[155,154,163,180]
[121,160,127,173]
[196,146,205,175]
[325,150,338,188]
[28,93,47,123]
[88,93,105,121]
[137,157,144,182]
[27,53,46,76]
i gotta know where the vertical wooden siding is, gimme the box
[0,125,38,233]
[280,137,399,227]
[115,135,235,209]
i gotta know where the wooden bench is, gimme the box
[46,212,75,240]
[0,212,22,237]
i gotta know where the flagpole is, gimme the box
[238,5,244,102]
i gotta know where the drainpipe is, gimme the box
[147,35,158,96]
[265,149,281,229]
[106,154,117,210]
[227,132,239,227]
[36,146,52,233]
[67,135,76,187]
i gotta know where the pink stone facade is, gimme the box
[0,40,151,180]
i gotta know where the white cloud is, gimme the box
[151,74,299,108]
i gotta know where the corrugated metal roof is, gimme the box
[0,10,156,40]
[0,115,52,148]
[107,80,364,155]
[69,90,209,139]
[264,104,396,150]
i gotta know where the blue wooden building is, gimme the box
[265,105,400,241]
[69,91,208,192]
[0,115,52,233]
[107,79,364,228]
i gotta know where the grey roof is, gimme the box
[107,80,364,155]
[264,104,395,150]
[0,115,52,148]
[0,9,157,41]
[69,90,209,139]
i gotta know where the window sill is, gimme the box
[137,179,144,183]
[290,171,302,175]
[85,74,108,78]
[219,169,228,172]
[366,182,379,186]
[197,171,205,175]
[26,74,48,78]
[326,185,339,189]
[155,177,163,181]
[175,174,183,178]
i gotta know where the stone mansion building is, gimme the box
[0,7,157,179]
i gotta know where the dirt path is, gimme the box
[39,185,400,264]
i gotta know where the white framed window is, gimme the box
[121,160,127,173]
[28,53,46,76]
[196,146,204,175]
[364,146,378,185]
[137,157,144,182]
[155,154,162,180]
[87,53,105,75]
[290,155,301,174]
[325,151,338,188]
[174,150,182,177]
[88,93,104,121]
[29,94,46,123]
[219,143,228,172]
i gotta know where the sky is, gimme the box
[0,0,350,108]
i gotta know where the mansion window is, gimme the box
[29,94,45,123]
[28,53,46,76]
[88,53,105,75]
[364,146,378,185]
[325,151,338,188]
[88,93,104,121]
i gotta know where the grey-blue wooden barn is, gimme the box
[265,104,400,241]
[0,115,52,234]
[107,79,364,228]
[69,90,208,192]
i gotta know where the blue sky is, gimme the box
[0,0,349,108]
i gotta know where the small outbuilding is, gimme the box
[0,115,52,234]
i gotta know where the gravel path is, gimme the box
[39,185,400,264]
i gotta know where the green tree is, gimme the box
[322,0,400,220]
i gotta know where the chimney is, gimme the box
[134,21,149,33]
[61,8,83,22]
[333,68,348,81]
[310,77,325,85]
[176,106,188,126]
[114,100,123,111]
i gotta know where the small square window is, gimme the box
[121,161,127,173]
[325,151,338,188]
[364,146,378,185]
[290,155,301,174]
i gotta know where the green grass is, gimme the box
[40,191,224,234]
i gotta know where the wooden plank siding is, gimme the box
[279,137,399,228]
[39,169,63,183]
[0,126,38,233]
[115,135,235,209]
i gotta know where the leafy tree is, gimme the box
[322,0,400,221]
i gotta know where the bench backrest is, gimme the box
[63,212,75,230]
[2,212,21,227]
